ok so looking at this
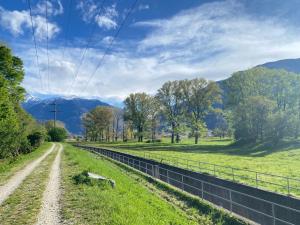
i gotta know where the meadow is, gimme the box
[61,144,246,225]
[85,137,300,196]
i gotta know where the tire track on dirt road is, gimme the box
[0,143,56,205]
[36,143,63,225]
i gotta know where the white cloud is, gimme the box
[95,15,117,30]
[17,0,300,103]
[0,6,60,40]
[95,4,118,30]
[77,1,118,30]
[138,4,150,11]
[33,0,64,16]
[102,36,114,45]
[76,0,98,23]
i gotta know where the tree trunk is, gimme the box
[176,133,180,143]
[171,123,175,143]
[195,132,199,144]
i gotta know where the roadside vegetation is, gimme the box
[0,147,57,225]
[61,144,246,225]
[0,142,52,185]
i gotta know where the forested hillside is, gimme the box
[0,44,45,158]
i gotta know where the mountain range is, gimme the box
[22,97,110,134]
[22,58,300,135]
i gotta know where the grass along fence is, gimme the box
[78,145,300,225]
[84,145,300,196]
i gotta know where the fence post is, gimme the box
[229,190,232,212]
[287,178,290,195]
[201,181,203,199]
[256,172,258,188]
[181,174,184,190]
[214,165,216,176]
[272,203,275,225]
[167,170,169,184]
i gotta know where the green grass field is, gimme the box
[84,138,300,196]
[61,144,246,225]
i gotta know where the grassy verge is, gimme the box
[0,142,52,185]
[85,138,300,196]
[61,144,226,225]
[0,146,57,225]
[97,150,247,225]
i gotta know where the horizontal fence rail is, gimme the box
[94,148,300,196]
[76,145,300,225]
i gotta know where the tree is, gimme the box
[0,44,45,157]
[0,76,20,158]
[182,78,221,144]
[148,96,160,142]
[233,96,275,142]
[156,81,185,143]
[82,106,113,142]
[124,93,152,142]
[112,108,123,142]
[48,127,68,142]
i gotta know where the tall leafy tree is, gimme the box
[124,93,152,142]
[182,78,221,144]
[156,81,185,143]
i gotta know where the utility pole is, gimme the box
[50,101,60,128]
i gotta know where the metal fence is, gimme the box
[97,148,300,196]
[77,145,300,225]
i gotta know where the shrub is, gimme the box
[27,131,45,148]
[48,127,68,142]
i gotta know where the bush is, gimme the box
[18,136,32,154]
[27,131,45,148]
[48,127,68,142]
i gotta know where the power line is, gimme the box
[81,0,139,93]
[66,0,107,95]
[45,0,50,92]
[27,0,43,89]
[50,101,61,128]
[62,0,73,58]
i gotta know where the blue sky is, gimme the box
[1,0,300,105]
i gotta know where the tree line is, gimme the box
[83,78,221,144]
[83,66,300,145]
[0,44,68,159]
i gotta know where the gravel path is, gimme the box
[36,143,63,225]
[0,143,56,205]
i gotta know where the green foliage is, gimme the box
[225,67,300,143]
[124,93,153,142]
[27,131,45,148]
[48,127,68,142]
[82,106,113,142]
[0,76,20,158]
[0,44,45,158]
